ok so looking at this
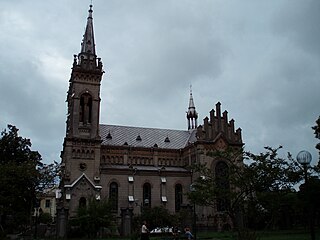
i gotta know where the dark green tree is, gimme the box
[141,206,177,230]
[0,125,59,234]
[132,206,181,240]
[187,146,301,239]
[312,116,320,149]
[0,125,41,233]
[312,116,320,172]
[36,160,60,193]
[245,147,304,230]
[69,198,115,238]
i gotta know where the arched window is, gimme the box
[79,197,87,209]
[175,184,183,212]
[79,93,92,124]
[215,161,230,212]
[143,183,151,208]
[109,182,118,212]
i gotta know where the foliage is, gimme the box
[312,116,320,172]
[36,160,60,193]
[298,177,320,231]
[146,206,178,229]
[244,147,304,230]
[132,206,184,240]
[312,116,320,149]
[0,125,41,233]
[187,146,304,239]
[69,198,115,238]
[134,206,179,230]
[0,125,59,234]
[245,147,302,192]
[38,212,52,224]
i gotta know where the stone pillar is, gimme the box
[56,207,69,238]
[120,207,133,236]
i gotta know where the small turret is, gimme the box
[186,86,198,130]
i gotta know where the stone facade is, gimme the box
[58,5,243,237]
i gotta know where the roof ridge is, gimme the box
[100,123,189,132]
[100,124,197,149]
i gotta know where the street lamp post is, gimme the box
[296,150,315,240]
[189,184,197,240]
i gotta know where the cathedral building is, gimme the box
[58,5,243,237]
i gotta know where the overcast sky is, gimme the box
[1,0,319,165]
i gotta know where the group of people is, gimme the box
[141,221,194,240]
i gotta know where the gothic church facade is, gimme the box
[58,5,243,236]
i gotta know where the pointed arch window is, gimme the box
[215,161,230,212]
[143,183,151,208]
[79,93,92,124]
[109,182,118,212]
[175,184,183,212]
[79,197,87,209]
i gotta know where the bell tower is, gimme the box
[60,5,104,218]
[65,5,104,140]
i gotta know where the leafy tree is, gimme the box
[312,116,320,149]
[140,206,178,230]
[0,125,59,234]
[244,148,304,230]
[298,177,320,229]
[187,146,301,239]
[69,198,115,238]
[132,206,183,240]
[312,116,320,172]
[37,160,60,193]
[0,125,41,233]
[38,212,52,224]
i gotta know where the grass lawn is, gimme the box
[194,229,319,240]
[257,230,318,240]
[60,229,319,240]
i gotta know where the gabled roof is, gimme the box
[64,173,102,189]
[100,124,197,149]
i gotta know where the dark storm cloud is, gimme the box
[0,1,70,161]
[99,1,226,129]
[274,0,320,57]
[261,0,320,156]
[0,52,66,161]
[0,0,319,164]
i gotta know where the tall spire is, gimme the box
[186,85,198,130]
[80,5,96,56]
[73,4,102,71]
[65,4,103,138]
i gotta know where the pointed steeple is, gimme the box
[74,4,102,70]
[65,4,103,139]
[81,5,96,56]
[186,85,198,130]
